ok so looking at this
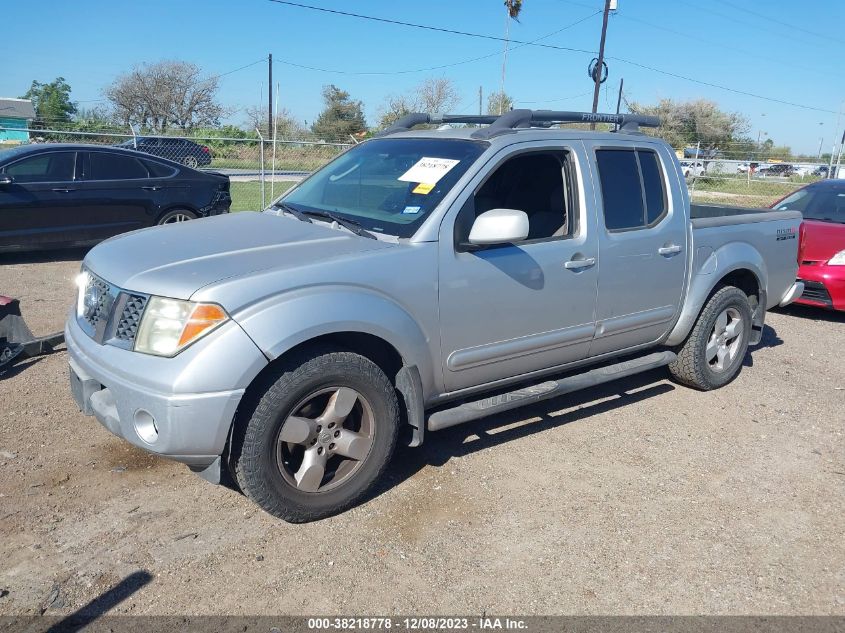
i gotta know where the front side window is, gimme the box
[596,148,667,231]
[4,152,76,183]
[89,153,149,180]
[278,138,488,238]
[463,151,574,242]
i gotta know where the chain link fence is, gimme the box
[0,126,352,212]
[2,126,842,212]
[678,142,839,208]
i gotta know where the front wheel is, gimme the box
[231,348,399,522]
[669,286,752,391]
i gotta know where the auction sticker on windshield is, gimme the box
[398,157,461,185]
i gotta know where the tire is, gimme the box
[668,286,753,391]
[230,348,399,523]
[183,155,199,169]
[156,209,198,225]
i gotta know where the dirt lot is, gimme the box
[1,249,843,617]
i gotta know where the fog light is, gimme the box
[134,409,159,444]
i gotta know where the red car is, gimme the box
[772,180,845,310]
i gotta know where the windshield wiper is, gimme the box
[302,210,377,240]
[271,201,312,223]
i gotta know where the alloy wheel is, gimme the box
[275,387,375,493]
[706,307,744,372]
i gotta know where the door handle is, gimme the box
[658,244,682,256]
[52,188,75,193]
[564,256,596,270]
[141,186,162,191]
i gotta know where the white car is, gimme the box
[681,160,705,178]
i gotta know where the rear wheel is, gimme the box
[183,155,199,169]
[231,348,399,523]
[669,286,752,390]
[157,209,198,225]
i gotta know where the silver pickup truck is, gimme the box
[66,110,803,522]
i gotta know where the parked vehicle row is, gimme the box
[0,144,230,252]
[65,109,804,522]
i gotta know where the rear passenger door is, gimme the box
[586,143,688,357]
[74,150,162,240]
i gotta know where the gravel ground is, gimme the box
[0,249,843,616]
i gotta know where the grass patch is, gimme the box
[689,177,807,207]
[229,181,295,212]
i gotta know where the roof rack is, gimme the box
[376,109,660,139]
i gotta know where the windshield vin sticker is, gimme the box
[399,157,461,185]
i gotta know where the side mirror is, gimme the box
[0,174,12,187]
[468,208,529,246]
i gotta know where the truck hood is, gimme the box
[84,212,395,300]
[799,219,845,262]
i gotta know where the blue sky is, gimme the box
[2,0,842,154]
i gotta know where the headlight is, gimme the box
[828,250,845,266]
[134,296,228,357]
[75,270,91,318]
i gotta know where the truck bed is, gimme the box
[690,204,800,228]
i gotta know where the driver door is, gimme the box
[437,143,599,393]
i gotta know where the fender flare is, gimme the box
[233,285,439,397]
[665,243,767,347]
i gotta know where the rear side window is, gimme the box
[5,152,76,183]
[596,148,667,231]
[90,153,149,180]
[143,159,176,178]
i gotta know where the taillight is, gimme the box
[201,146,210,153]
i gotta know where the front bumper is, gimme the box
[796,264,845,311]
[65,312,267,473]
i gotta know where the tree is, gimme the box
[628,98,749,151]
[377,78,461,129]
[311,85,366,140]
[245,105,309,139]
[487,91,513,115]
[104,60,225,132]
[21,77,76,127]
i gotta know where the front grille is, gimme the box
[798,279,832,306]
[115,295,148,341]
[77,271,148,346]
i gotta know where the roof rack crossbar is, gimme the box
[376,109,660,139]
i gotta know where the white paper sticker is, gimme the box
[398,157,460,185]
[402,206,422,215]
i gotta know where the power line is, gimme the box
[265,0,597,55]
[713,0,842,43]
[265,0,838,115]
[275,11,601,76]
[213,58,266,79]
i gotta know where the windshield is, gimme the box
[774,185,845,223]
[277,137,487,238]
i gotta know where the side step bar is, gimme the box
[427,351,676,432]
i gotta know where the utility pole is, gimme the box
[268,53,273,140]
[478,86,483,116]
[590,0,613,129]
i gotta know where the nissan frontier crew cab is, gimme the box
[66,110,804,523]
